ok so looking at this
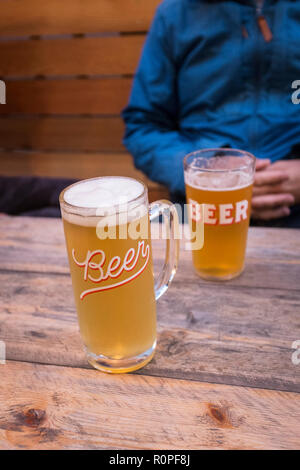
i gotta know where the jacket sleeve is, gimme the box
[122,7,194,196]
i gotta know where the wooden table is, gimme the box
[0,215,299,450]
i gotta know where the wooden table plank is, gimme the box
[1,269,299,392]
[1,216,300,288]
[0,216,299,392]
[0,360,299,450]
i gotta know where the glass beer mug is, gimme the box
[184,148,255,280]
[60,176,179,373]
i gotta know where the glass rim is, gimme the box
[59,176,148,215]
[184,147,256,173]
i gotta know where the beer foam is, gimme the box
[185,169,252,191]
[64,177,144,208]
[61,177,147,227]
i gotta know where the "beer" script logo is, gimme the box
[72,241,150,300]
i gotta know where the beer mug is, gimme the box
[184,148,255,280]
[60,177,179,373]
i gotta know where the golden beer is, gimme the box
[184,149,255,280]
[60,177,179,373]
[63,216,156,370]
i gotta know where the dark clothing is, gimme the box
[0,176,77,218]
[251,204,300,228]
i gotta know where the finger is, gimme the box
[254,170,289,186]
[269,160,289,171]
[255,159,271,171]
[252,193,295,209]
[252,183,286,197]
[253,185,269,197]
[252,206,291,221]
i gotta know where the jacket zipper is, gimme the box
[255,0,273,42]
[251,1,264,152]
[249,1,273,151]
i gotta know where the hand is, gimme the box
[268,160,300,204]
[251,159,296,221]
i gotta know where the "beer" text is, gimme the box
[72,241,150,300]
[189,199,248,225]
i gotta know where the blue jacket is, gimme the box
[122,0,300,196]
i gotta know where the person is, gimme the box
[122,0,300,227]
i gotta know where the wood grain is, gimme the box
[0,217,299,392]
[1,217,299,289]
[0,0,160,37]
[1,269,299,392]
[0,117,125,151]
[0,361,299,450]
[0,151,135,177]
[0,78,131,115]
[0,36,144,78]
[0,273,300,392]
[0,150,139,177]
[0,153,168,202]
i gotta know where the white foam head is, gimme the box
[64,177,144,208]
[185,169,253,191]
[61,177,146,226]
[184,155,254,191]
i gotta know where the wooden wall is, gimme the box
[0,0,168,201]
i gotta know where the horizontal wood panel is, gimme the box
[0,117,125,151]
[0,78,132,115]
[0,151,169,201]
[0,36,145,78]
[1,361,300,450]
[0,0,160,37]
[0,151,136,178]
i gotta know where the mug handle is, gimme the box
[149,200,180,300]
